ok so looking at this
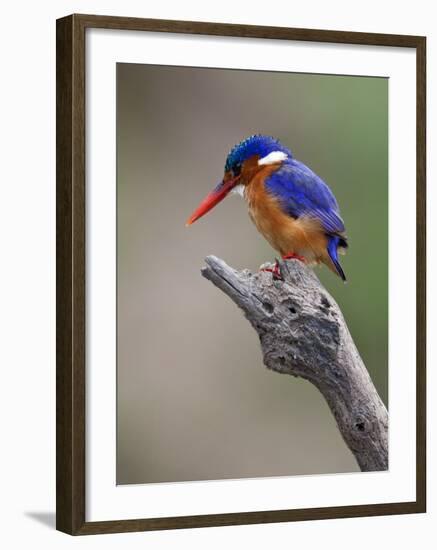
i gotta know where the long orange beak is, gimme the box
[186,176,241,226]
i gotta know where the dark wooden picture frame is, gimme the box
[56,13,426,535]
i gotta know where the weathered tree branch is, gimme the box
[201,255,388,472]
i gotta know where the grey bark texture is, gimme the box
[201,255,388,472]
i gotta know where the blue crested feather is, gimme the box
[265,159,345,235]
[225,135,292,172]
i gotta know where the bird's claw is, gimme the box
[260,251,306,280]
[259,259,283,280]
[282,252,306,262]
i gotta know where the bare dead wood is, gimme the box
[201,255,388,472]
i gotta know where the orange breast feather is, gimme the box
[245,167,329,263]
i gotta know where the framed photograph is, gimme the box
[56,14,426,535]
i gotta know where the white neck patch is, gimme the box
[258,151,288,166]
[231,183,245,198]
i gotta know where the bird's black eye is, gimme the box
[232,163,242,177]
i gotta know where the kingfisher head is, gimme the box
[186,135,292,226]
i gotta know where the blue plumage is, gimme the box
[265,159,346,235]
[327,236,346,281]
[226,136,346,238]
[264,157,347,279]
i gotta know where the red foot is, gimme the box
[282,252,306,262]
[260,260,283,280]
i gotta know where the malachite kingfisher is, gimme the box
[186,135,348,281]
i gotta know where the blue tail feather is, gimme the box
[327,236,347,282]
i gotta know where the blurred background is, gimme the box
[117,63,388,484]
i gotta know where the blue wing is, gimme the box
[265,159,346,235]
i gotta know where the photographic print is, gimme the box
[116,63,388,485]
[57,15,425,534]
